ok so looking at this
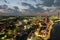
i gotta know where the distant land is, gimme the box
[0,9,60,16]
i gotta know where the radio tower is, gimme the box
[58,12,59,20]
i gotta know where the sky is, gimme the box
[0,0,60,16]
[0,0,48,10]
[0,0,44,12]
[0,0,59,10]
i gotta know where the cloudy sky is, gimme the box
[0,0,57,10]
[0,0,43,10]
[0,0,60,16]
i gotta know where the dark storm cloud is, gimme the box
[0,7,21,16]
[54,0,60,6]
[14,6,19,10]
[22,2,44,12]
[2,4,8,9]
[36,4,42,7]
[4,0,9,4]
[0,4,8,9]
[0,6,2,9]
[0,4,19,11]
[22,2,35,9]
[32,0,36,2]
[4,0,7,3]
[0,4,21,16]
[41,0,54,6]
[6,6,20,14]
[35,7,44,12]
